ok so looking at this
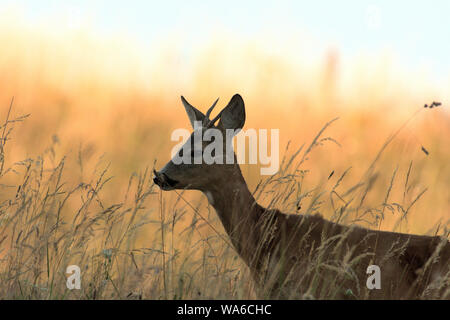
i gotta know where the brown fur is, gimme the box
[205,165,450,299]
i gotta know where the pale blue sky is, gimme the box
[2,0,449,80]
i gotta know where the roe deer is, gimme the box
[153,94,450,299]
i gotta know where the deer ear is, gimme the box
[181,96,205,129]
[218,94,245,134]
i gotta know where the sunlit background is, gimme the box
[1,0,449,226]
[0,0,449,299]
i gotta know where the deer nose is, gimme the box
[153,169,165,187]
[153,169,179,190]
[153,173,161,187]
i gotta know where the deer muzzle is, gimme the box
[153,169,179,190]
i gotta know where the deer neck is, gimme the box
[201,166,262,253]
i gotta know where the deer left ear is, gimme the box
[181,96,206,129]
[218,94,245,134]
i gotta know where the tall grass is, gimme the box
[0,99,448,299]
[0,23,448,299]
[0,100,254,299]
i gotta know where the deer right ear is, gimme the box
[218,94,246,134]
[181,96,205,129]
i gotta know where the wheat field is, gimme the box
[0,22,449,299]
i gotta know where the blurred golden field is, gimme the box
[0,22,448,299]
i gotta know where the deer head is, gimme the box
[153,94,246,192]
